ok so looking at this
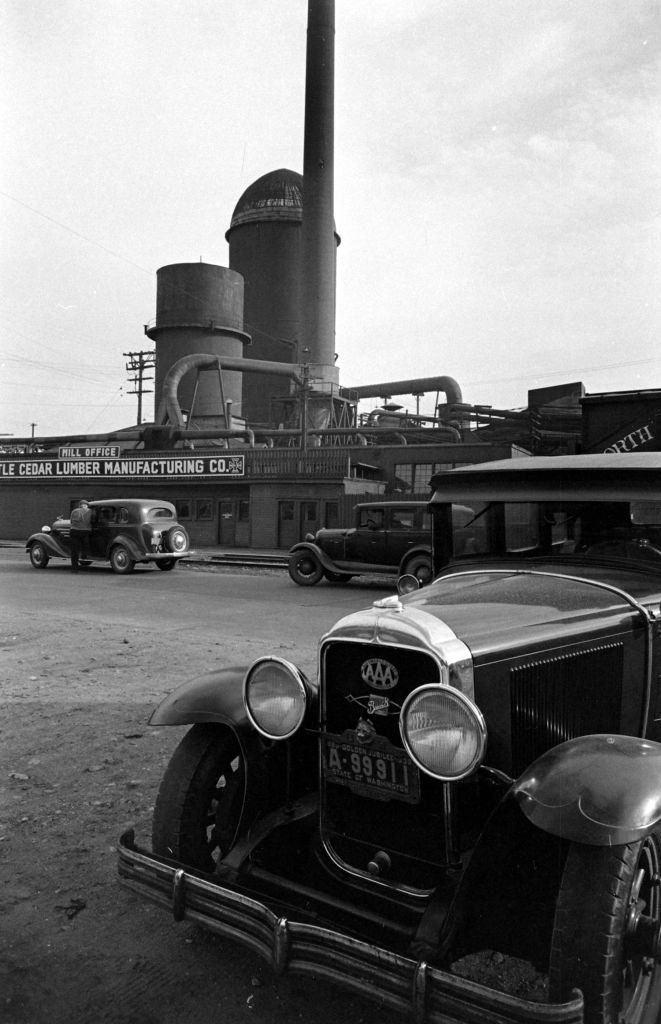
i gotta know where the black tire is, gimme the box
[109,544,135,575]
[29,542,49,569]
[152,724,245,873]
[549,828,661,1024]
[288,550,324,586]
[403,553,433,586]
[156,559,177,571]
[324,570,353,583]
[165,526,189,554]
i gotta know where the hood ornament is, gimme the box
[373,595,404,612]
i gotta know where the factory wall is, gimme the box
[582,389,661,453]
[1,441,515,550]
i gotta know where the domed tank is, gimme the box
[146,262,250,425]
[226,169,304,425]
[226,169,340,426]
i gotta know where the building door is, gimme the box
[278,501,298,549]
[218,501,236,546]
[299,500,318,538]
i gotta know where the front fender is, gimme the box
[512,733,661,845]
[149,667,317,802]
[149,666,266,760]
[288,541,339,575]
[150,666,249,728]
[26,531,70,558]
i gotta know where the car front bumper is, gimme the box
[118,830,584,1024]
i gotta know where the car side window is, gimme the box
[390,510,415,531]
[359,509,384,530]
[118,507,130,525]
[97,507,117,525]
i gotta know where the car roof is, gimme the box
[355,501,428,509]
[88,498,176,511]
[429,452,661,503]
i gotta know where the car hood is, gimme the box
[407,566,658,660]
[327,566,659,664]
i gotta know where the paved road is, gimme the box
[2,551,394,677]
[0,550,403,1024]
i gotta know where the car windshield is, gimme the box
[440,499,661,566]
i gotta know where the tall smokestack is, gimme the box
[301,0,339,387]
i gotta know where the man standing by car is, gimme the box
[69,499,93,572]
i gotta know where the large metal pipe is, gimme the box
[340,376,463,405]
[300,0,338,387]
[156,353,304,427]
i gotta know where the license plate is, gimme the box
[322,733,420,804]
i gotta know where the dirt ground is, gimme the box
[1,561,413,1024]
[1,557,548,1023]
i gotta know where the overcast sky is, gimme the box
[1,0,659,439]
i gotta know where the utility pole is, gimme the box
[124,350,155,425]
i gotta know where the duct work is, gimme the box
[155,353,304,428]
[340,376,463,407]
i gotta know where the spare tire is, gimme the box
[165,526,189,554]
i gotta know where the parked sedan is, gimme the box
[26,498,190,574]
[288,501,433,586]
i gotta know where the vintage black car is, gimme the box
[288,500,434,585]
[119,454,661,1024]
[26,498,190,574]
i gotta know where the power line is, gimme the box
[124,350,155,425]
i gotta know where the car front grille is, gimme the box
[509,642,624,777]
[320,639,447,890]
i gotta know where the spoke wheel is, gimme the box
[110,544,135,575]
[29,542,50,569]
[288,550,323,586]
[550,828,661,1024]
[152,725,246,873]
[403,554,432,586]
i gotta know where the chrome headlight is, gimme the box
[400,685,486,781]
[244,657,308,740]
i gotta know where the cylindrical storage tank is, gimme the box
[146,263,250,423]
[226,168,340,426]
[226,170,304,426]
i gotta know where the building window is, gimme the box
[280,501,295,521]
[176,499,192,519]
[394,464,414,492]
[196,499,213,520]
[301,501,317,523]
[395,462,453,493]
[415,463,436,491]
[238,500,250,522]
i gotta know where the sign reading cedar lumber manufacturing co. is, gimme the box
[0,454,245,480]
